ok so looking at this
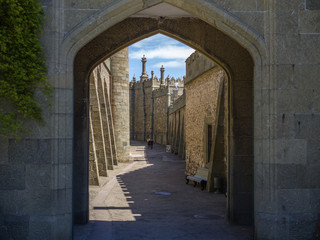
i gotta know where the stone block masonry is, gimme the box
[1,1,320,239]
[88,49,131,185]
[111,48,130,162]
[168,93,186,158]
[185,52,227,188]
[130,57,185,146]
[89,59,119,185]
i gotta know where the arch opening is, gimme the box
[73,16,254,228]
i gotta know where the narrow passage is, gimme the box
[74,141,253,240]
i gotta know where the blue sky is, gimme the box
[129,34,194,81]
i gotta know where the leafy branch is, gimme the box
[0,0,53,138]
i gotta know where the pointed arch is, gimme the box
[69,0,268,230]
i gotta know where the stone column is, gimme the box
[111,48,130,162]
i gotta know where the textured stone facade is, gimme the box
[111,48,130,162]
[89,58,119,185]
[185,52,228,193]
[1,1,320,239]
[168,93,186,158]
[129,58,184,145]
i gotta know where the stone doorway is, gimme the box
[72,2,255,231]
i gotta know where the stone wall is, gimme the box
[130,61,185,145]
[131,81,145,141]
[185,53,216,84]
[153,87,169,145]
[185,54,226,176]
[144,83,154,140]
[111,48,130,162]
[89,59,119,185]
[1,1,319,239]
[168,93,186,158]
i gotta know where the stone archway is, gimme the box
[73,16,254,227]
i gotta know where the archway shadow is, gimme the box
[74,141,253,240]
[73,17,254,226]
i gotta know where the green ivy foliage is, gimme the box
[0,0,53,138]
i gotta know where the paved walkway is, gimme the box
[74,141,253,240]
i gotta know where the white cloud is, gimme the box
[129,33,194,60]
[130,41,144,48]
[131,34,178,49]
[151,61,185,68]
[130,45,194,60]
[129,34,194,80]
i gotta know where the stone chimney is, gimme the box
[160,65,165,86]
[140,55,148,81]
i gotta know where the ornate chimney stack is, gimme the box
[140,55,148,81]
[167,76,171,88]
[160,65,165,86]
[167,76,171,106]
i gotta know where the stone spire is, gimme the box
[151,70,154,79]
[140,55,148,81]
[160,65,165,86]
[132,75,136,83]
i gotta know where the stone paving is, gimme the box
[74,141,253,240]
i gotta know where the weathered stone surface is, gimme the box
[307,140,320,165]
[0,139,8,164]
[28,219,51,240]
[277,189,310,213]
[54,88,73,114]
[275,34,320,64]
[168,93,186,158]
[26,164,51,189]
[273,139,307,164]
[14,189,52,215]
[255,213,288,239]
[288,213,318,239]
[64,0,114,9]
[294,114,320,140]
[0,190,15,215]
[52,213,73,239]
[185,65,225,174]
[306,0,320,10]
[185,52,215,84]
[3,215,29,240]
[0,165,25,190]
[274,10,299,34]
[51,188,72,215]
[1,0,319,239]
[300,10,320,33]
[111,48,130,162]
[130,58,184,146]
[54,138,73,164]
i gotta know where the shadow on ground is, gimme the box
[74,141,253,240]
